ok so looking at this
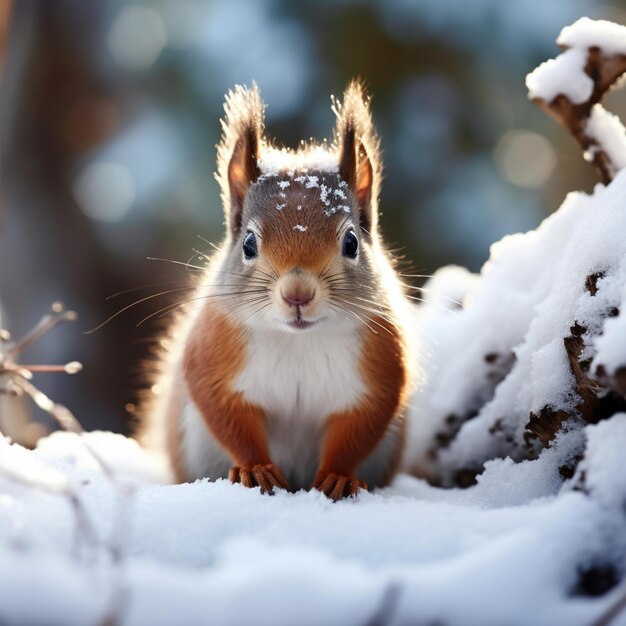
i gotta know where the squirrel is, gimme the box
[139,81,417,500]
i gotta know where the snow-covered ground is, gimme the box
[0,421,624,626]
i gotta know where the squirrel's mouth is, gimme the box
[287,318,316,330]
[285,307,321,330]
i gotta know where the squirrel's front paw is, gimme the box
[229,463,291,494]
[313,471,368,501]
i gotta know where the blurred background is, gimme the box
[0,0,625,440]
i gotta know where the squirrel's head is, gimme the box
[215,81,389,333]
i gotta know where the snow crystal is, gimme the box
[585,105,626,172]
[558,17,626,56]
[278,191,286,199]
[277,180,290,190]
[276,202,286,211]
[293,224,308,232]
[333,188,347,200]
[319,184,331,206]
[305,175,319,189]
[526,47,592,104]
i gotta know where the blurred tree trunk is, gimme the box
[0,0,33,443]
[0,0,145,435]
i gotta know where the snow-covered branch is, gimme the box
[527,18,626,184]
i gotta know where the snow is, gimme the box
[407,170,626,481]
[526,17,626,104]
[593,292,626,376]
[258,147,338,176]
[558,17,626,56]
[526,47,592,103]
[0,425,624,626]
[319,183,331,206]
[579,414,626,509]
[292,224,308,232]
[586,105,626,173]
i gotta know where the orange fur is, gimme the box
[260,194,339,275]
[184,303,273,467]
[314,315,408,498]
[182,301,292,492]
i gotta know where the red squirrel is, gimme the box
[140,82,417,500]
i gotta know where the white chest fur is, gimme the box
[234,325,365,421]
[233,325,366,486]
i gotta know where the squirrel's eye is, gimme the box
[342,229,359,259]
[243,231,258,260]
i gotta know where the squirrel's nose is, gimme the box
[281,289,315,307]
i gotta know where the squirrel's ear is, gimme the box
[334,81,381,235]
[216,84,263,236]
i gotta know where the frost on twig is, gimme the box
[527,18,626,184]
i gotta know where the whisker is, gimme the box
[105,280,271,301]
[142,293,269,326]
[191,248,211,264]
[331,298,396,335]
[399,273,438,279]
[85,287,203,334]
[146,252,276,287]
[196,235,221,251]
[233,302,273,343]
[411,285,464,308]
[138,291,269,327]
[335,214,352,236]
[146,256,206,272]
[403,294,462,317]
[328,302,378,335]
[342,303,394,323]
[88,286,270,334]
[106,282,194,300]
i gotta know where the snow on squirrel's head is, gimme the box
[213,81,397,334]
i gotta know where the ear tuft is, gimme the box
[216,84,264,236]
[333,80,381,234]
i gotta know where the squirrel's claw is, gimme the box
[313,471,368,501]
[229,463,291,494]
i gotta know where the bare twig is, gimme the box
[0,302,82,390]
